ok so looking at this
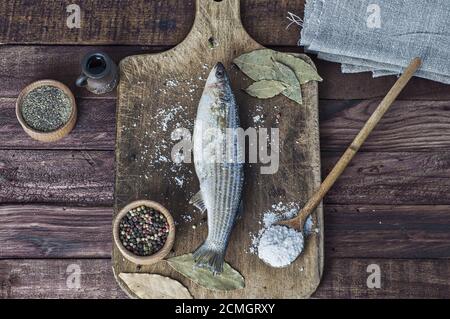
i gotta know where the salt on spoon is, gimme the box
[258,225,304,268]
[259,57,422,268]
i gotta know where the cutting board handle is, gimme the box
[183,0,260,54]
[194,0,241,21]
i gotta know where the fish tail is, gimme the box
[193,242,225,275]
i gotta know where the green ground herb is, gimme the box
[21,85,72,132]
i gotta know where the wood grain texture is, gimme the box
[0,0,305,46]
[3,97,450,151]
[320,99,450,152]
[0,150,113,205]
[2,258,450,298]
[3,204,450,259]
[2,150,450,206]
[0,205,112,258]
[114,0,323,299]
[0,98,115,150]
[0,45,162,99]
[0,0,194,45]
[0,0,448,300]
[315,258,450,299]
[1,45,449,101]
[325,205,450,258]
[314,59,450,101]
[323,151,450,205]
[0,259,127,299]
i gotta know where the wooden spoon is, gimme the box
[277,57,422,233]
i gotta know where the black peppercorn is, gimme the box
[119,205,169,256]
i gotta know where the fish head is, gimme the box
[198,62,235,129]
[205,62,230,91]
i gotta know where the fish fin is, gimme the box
[193,242,225,275]
[189,190,206,213]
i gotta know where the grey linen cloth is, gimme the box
[300,0,450,84]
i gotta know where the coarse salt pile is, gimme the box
[257,225,304,268]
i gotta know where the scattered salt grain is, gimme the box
[181,214,193,223]
[135,95,194,190]
[165,79,179,87]
[251,104,265,126]
[258,225,304,268]
[253,115,262,124]
[174,176,184,187]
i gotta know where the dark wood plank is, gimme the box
[2,150,450,206]
[323,151,450,205]
[241,0,306,46]
[315,258,450,298]
[0,45,164,99]
[0,98,115,150]
[0,0,195,46]
[1,46,449,101]
[3,97,450,151]
[326,205,450,258]
[2,258,450,298]
[0,0,304,46]
[314,59,450,101]
[320,99,450,152]
[3,204,450,259]
[0,205,112,258]
[0,259,126,299]
[0,150,113,205]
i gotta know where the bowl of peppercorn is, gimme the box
[113,200,175,265]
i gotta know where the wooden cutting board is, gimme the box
[113,0,323,298]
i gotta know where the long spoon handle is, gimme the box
[290,57,421,230]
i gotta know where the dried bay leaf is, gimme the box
[168,253,245,291]
[272,51,323,84]
[233,49,322,105]
[119,273,193,299]
[233,49,322,85]
[273,60,303,105]
[233,50,277,80]
[245,80,286,99]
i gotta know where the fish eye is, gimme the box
[216,69,224,78]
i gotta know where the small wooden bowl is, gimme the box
[16,79,77,142]
[113,200,175,265]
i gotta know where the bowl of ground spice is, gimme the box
[16,80,77,142]
[113,200,175,265]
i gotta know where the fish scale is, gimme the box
[191,62,244,274]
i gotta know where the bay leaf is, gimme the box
[273,60,303,105]
[245,80,286,99]
[234,49,306,104]
[273,51,323,84]
[233,49,321,84]
[119,273,193,299]
[233,50,277,81]
[167,253,245,291]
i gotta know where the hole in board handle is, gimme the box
[208,36,219,48]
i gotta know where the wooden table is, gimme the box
[1,0,450,299]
